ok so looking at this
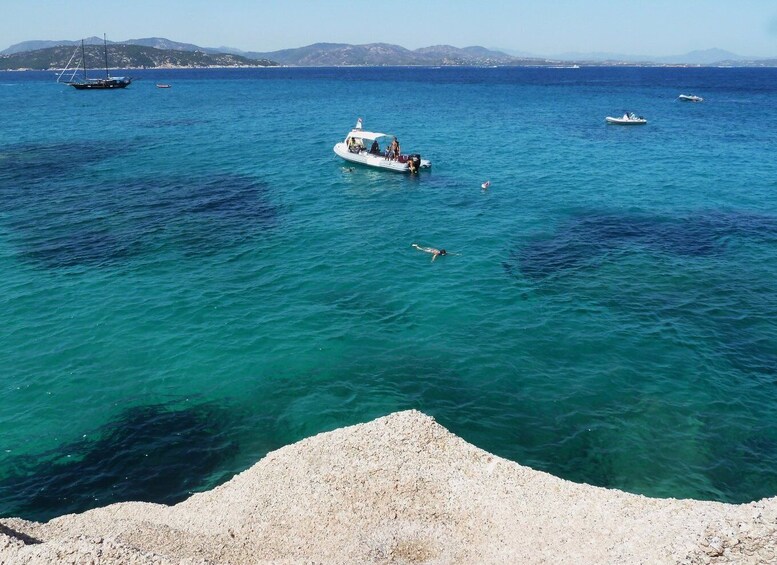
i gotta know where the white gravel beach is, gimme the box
[2,410,775,564]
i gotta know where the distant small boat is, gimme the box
[156,84,172,88]
[605,112,647,125]
[678,94,703,102]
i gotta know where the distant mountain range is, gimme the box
[0,43,277,71]
[1,38,775,69]
[1,37,230,56]
[544,48,770,66]
[243,43,537,66]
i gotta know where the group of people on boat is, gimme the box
[338,118,429,174]
[345,135,419,174]
[346,136,402,161]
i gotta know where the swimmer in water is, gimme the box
[412,243,447,261]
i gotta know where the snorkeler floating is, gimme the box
[412,243,449,261]
[481,180,491,190]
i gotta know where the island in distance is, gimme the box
[2,37,775,69]
[0,40,278,70]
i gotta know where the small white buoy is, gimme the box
[481,180,490,190]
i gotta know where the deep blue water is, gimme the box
[1,66,776,521]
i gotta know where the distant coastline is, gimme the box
[1,38,775,70]
[3,62,774,73]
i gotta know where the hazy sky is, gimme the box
[2,0,776,57]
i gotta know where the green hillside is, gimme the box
[0,44,278,70]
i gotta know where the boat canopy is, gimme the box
[346,129,390,141]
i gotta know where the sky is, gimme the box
[2,0,776,57]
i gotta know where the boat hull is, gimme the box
[334,143,431,172]
[605,117,647,125]
[678,95,703,102]
[69,78,131,90]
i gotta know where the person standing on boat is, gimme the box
[392,137,400,160]
[386,137,400,160]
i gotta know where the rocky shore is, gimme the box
[2,410,775,564]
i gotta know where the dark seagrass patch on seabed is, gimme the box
[169,173,279,256]
[0,140,131,186]
[5,172,278,269]
[0,402,240,523]
[24,226,138,268]
[699,421,777,504]
[505,210,777,280]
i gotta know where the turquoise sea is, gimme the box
[1,66,776,521]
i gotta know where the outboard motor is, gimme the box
[410,154,421,173]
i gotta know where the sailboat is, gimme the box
[57,35,131,90]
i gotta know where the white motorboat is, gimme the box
[605,112,647,125]
[678,94,703,102]
[333,118,431,173]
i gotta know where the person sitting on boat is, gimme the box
[370,140,381,155]
[347,137,360,153]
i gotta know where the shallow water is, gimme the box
[1,66,776,521]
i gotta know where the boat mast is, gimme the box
[81,39,88,80]
[103,34,109,78]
